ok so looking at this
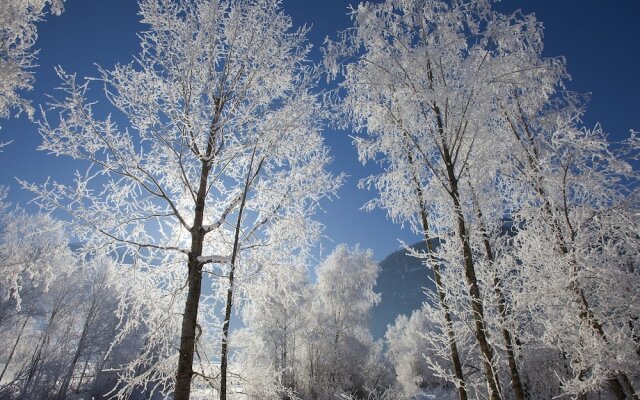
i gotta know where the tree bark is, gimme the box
[409,152,468,400]
[174,212,206,400]
[618,373,639,400]
[435,107,502,400]
[174,97,224,400]
[472,192,527,400]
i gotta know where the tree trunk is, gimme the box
[175,97,224,400]
[219,280,234,400]
[57,301,95,400]
[220,149,256,400]
[409,152,468,400]
[450,192,502,400]
[91,350,109,394]
[19,310,56,399]
[174,186,207,400]
[174,246,205,400]
[0,316,28,384]
[436,111,502,399]
[75,355,90,393]
[472,192,526,400]
[607,377,627,400]
[618,373,639,400]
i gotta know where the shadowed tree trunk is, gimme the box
[408,152,468,400]
[470,187,527,400]
[174,98,224,400]
[75,354,90,393]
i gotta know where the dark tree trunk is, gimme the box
[472,193,526,400]
[409,152,468,400]
[435,108,502,400]
[174,97,224,400]
[174,255,204,400]
[618,373,639,400]
[607,377,627,400]
[220,149,259,400]
[219,279,234,400]
[450,190,502,400]
[75,355,90,393]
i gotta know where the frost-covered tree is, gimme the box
[386,302,485,400]
[0,209,71,312]
[327,0,639,398]
[231,245,389,400]
[235,258,309,398]
[0,201,75,395]
[0,0,64,126]
[0,236,154,400]
[500,88,640,398]
[386,309,440,396]
[324,1,555,398]
[24,0,338,398]
[298,245,386,400]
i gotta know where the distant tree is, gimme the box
[0,209,71,311]
[25,0,338,398]
[235,258,309,398]
[299,245,384,400]
[385,309,436,395]
[55,256,118,400]
[0,230,153,400]
[0,204,74,394]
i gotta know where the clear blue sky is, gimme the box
[1,0,638,262]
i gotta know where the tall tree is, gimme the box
[25,0,338,398]
[325,1,554,397]
[501,89,640,398]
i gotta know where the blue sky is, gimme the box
[1,0,638,262]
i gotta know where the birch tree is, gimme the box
[327,0,639,398]
[25,0,338,398]
[325,1,555,398]
[501,88,640,398]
